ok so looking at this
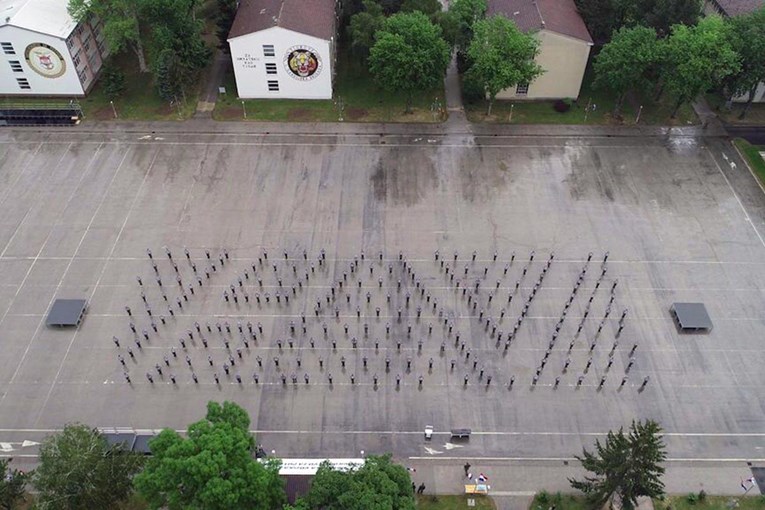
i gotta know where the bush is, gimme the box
[686,492,698,505]
[538,490,550,504]
[698,490,706,502]
[553,99,571,113]
[101,64,126,101]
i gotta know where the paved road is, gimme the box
[0,127,762,496]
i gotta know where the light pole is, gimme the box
[508,103,514,123]
[334,96,345,122]
[110,100,118,119]
[635,105,643,124]
[242,100,247,119]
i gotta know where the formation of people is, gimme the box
[113,246,644,391]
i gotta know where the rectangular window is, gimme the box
[96,38,106,55]
[515,82,529,95]
[78,65,89,83]
[1,42,15,55]
[73,53,81,67]
[16,77,30,89]
[83,40,91,52]
[9,60,22,72]
[265,62,277,74]
[262,44,275,57]
[87,52,98,68]
[267,80,279,92]
[66,36,75,49]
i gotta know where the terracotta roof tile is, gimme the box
[487,0,592,43]
[229,0,337,41]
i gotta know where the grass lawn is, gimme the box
[213,49,446,123]
[654,494,765,510]
[706,92,765,125]
[465,67,697,126]
[733,138,765,186]
[416,494,497,509]
[530,491,593,510]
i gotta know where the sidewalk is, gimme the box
[402,458,761,508]
[41,117,731,139]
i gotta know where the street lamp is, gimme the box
[242,100,247,119]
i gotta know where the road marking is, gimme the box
[407,456,765,463]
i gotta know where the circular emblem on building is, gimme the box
[25,43,66,79]
[284,46,322,81]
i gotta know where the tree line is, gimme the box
[586,0,765,118]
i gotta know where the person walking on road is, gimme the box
[464,462,471,476]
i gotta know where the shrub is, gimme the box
[553,99,571,113]
[698,490,707,502]
[538,490,550,504]
[101,64,126,101]
[686,492,698,505]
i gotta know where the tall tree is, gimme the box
[662,15,739,117]
[68,0,149,72]
[593,26,661,115]
[400,0,441,17]
[0,459,28,510]
[368,11,450,113]
[134,401,285,510]
[464,15,542,115]
[725,7,765,118]
[448,0,487,53]
[33,424,144,510]
[348,0,386,58]
[215,0,238,51]
[638,0,701,37]
[301,455,415,510]
[570,420,667,510]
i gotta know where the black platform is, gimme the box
[670,303,712,332]
[46,299,87,327]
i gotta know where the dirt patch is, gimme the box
[287,108,313,121]
[154,103,174,115]
[345,107,368,120]
[90,106,115,121]
[218,107,243,120]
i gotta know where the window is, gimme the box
[1,42,15,55]
[73,53,81,67]
[96,38,106,55]
[515,82,529,95]
[78,65,89,83]
[262,44,275,57]
[267,80,279,92]
[83,40,91,52]
[16,77,30,90]
[9,60,22,72]
[66,36,75,49]
[265,62,277,75]
[87,52,98,68]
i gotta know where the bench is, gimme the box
[450,428,472,439]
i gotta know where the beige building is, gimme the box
[487,0,593,100]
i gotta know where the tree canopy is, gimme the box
[0,459,28,510]
[570,420,667,510]
[33,424,144,510]
[662,15,740,117]
[368,11,450,112]
[348,0,386,57]
[300,455,415,510]
[134,401,284,510]
[464,15,542,115]
[593,25,661,115]
[448,0,487,54]
[724,7,765,118]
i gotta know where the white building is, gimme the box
[228,0,337,100]
[0,0,109,96]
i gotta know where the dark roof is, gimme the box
[712,0,764,16]
[487,0,593,43]
[229,0,337,41]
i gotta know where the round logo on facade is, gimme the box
[25,43,66,79]
[284,46,322,81]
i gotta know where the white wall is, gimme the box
[496,30,591,100]
[229,27,333,100]
[0,25,84,96]
[732,81,765,104]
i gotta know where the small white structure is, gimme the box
[228,0,337,100]
[0,0,109,96]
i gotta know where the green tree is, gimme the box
[570,420,667,510]
[0,459,29,510]
[134,401,285,510]
[302,455,415,510]
[101,62,126,101]
[378,0,404,14]
[348,0,386,58]
[593,26,661,115]
[662,15,740,117]
[448,0,486,53]
[464,15,542,115]
[400,0,441,17]
[68,0,149,72]
[725,7,765,118]
[215,0,238,51]
[368,11,450,113]
[33,424,144,510]
[638,0,701,37]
